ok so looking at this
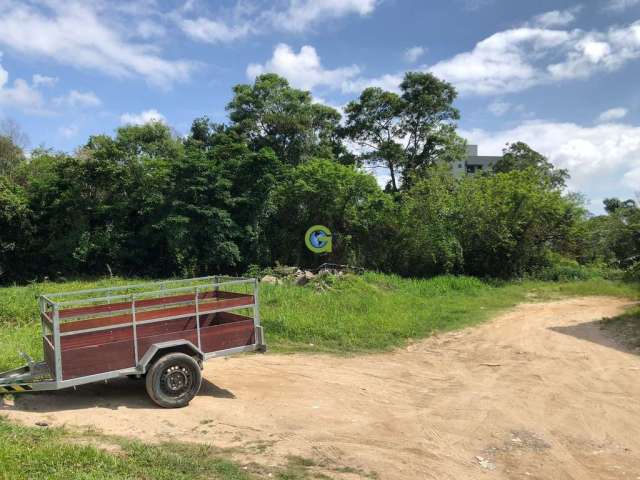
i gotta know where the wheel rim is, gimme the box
[160,364,193,397]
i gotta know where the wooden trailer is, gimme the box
[0,276,266,408]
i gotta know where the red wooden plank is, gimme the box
[200,321,255,353]
[59,295,253,334]
[60,313,253,350]
[59,290,218,319]
[61,341,135,380]
[137,330,199,357]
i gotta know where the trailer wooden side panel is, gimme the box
[58,312,256,380]
[59,295,254,334]
[61,340,136,380]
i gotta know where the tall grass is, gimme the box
[260,273,638,353]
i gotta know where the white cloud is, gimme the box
[179,17,251,43]
[0,1,195,88]
[272,0,377,33]
[341,72,403,93]
[177,0,377,43]
[460,120,640,210]
[488,101,512,116]
[120,109,166,125]
[330,18,640,97]
[32,74,58,87]
[0,55,43,111]
[429,28,571,95]
[429,20,640,95]
[605,0,640,11]
[53,90,101,108]
[247,44,360,90]
[598,107,628,122]
[531,8,580,28]
[546,23,640,81]
[136,20,166,39]
[404,46,426,63]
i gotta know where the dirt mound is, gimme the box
[3,297,639,479]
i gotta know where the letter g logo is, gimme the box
[305,225,332,254]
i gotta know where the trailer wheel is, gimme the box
[145,353,202,408]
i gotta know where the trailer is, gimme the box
[0,276,266,408]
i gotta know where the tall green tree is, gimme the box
[0,135,25,177]
[343,72,465,192]
[227,74,346,166]
[494,142,568,189]
[0,176,32,280]
[169,120,283,274]
[266,159,397,268]
[455,169,582,277]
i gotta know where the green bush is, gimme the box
[624,260,640,282]
[530,253,615,281]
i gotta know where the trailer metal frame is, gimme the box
[0,276,265,395]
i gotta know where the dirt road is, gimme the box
[3,297,640,479]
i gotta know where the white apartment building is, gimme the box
[450,145,502,177]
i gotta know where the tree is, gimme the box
[227,74,346,166]
[170,120,283,274]
[0,176,32,280]
[454,168,582,277]
[0,119,29,177]
[494,142,568,189]
[396,166,463,276]
[0,135,24,176]
[266,159,397,268]
[343,72,464,192]
[603,197,637,214]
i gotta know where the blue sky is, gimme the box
[0,0,639,213]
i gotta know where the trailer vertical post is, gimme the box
[53,304,62,383]
[195,287,201,350]
[252,278,262,346]
[131,295,139,365]
[38,297,45,345]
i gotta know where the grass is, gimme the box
[258,272,639,353]
[0,417,254,480]
[0,273,638,370]
[0,417,372,480]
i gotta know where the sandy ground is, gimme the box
[3,296,640,479]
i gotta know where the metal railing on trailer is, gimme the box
[0,276,265,394]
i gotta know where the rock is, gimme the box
[294,271,315,286]
[261,275,278,284]
[476,456,496,470]
[294,275,309,286]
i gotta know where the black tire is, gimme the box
[145,353,202,408]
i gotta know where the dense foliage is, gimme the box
[0,72,636,283]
